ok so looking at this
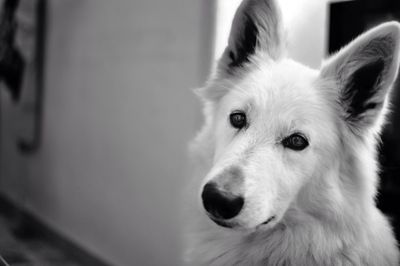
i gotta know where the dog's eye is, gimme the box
[282,133,309,151]
[229,112,247,129]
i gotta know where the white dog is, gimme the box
[184,0,400,265]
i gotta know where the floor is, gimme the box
[0,214,82,266]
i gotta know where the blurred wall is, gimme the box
[0,0,210,265]
[280,0,332,68]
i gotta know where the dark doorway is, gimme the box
[329,0,400,241]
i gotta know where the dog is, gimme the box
[184,0,400,265]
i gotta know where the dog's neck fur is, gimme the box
[186,128,399,266]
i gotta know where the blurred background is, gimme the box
[0,0,399,265]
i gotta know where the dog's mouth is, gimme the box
[260,215,276,226]
[209,215,276,229]
[209,217,237,228]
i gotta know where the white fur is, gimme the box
[184,1,400,265]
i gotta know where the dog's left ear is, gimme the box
[321,22,400,134]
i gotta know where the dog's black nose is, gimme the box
[201,182,244,220]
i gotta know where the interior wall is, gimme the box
[0,0,209,265]
[280,0,332,68]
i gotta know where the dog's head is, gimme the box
[194,0,400,230]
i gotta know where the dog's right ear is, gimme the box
[220,0,283,73]
[197,0,284,102]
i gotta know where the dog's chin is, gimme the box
[210,218,237,229]
[210,215,277,231]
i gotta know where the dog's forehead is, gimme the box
[219,59,333,135]
[252,59,317,97]
[227,59,321,108]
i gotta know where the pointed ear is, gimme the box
[219,0,283,73]
[321,22,400,134]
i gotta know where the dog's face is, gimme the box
[201,60,339,229]
[195,0,400,231]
